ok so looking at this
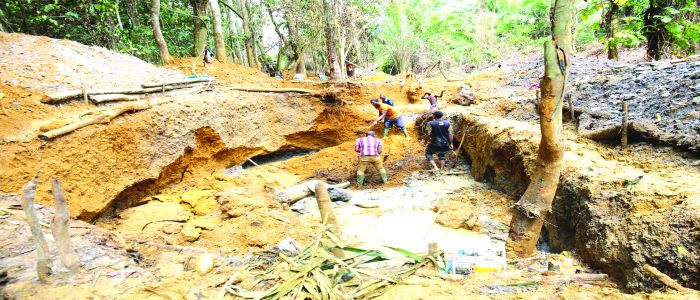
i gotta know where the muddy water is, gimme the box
[333,170,505,255]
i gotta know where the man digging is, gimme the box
[422,90,445,111]
[355,131,388,186]
[369,98,410,140]
[425,111,453,172]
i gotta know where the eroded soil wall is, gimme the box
[452,112,700,291]
[0,92,367,220]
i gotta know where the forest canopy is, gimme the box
[1,0,698,74]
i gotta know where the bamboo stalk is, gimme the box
[20,174,52,282]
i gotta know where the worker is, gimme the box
[369,99,410,140]
[379,94,394,107]
[347,62,355,77]
[355,131,388,186]
[203,47,214,67]
[422,90,445,111]
[425,110,453,171]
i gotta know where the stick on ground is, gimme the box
[20,174,52,282]
[643,264,690,293]
[51,178,80,272]
[314,182,344,258]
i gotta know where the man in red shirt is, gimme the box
[355,131,388,186]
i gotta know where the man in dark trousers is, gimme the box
[425,110,453,171]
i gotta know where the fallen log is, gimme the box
[275,181,351,204]
[229,86,317,94]
[314,182,344,258]
[141,77,214,88]
[39,101,151,140]
[20,174,52,282]
[643,264,691,293]
[42,82,210,104]
[51,178,80,272]
[90,94,141,104]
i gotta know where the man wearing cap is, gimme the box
[355,131,388,186]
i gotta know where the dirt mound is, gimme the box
[454,111,700,291]
[493,55,700,154]
[0,33,184,94]
[167,57,283,87]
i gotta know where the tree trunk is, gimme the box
[505,0,574,258]
[604,0,619,60]
[150,0,172,64]
[209,0,228,62]
[240,0,256,67]
[283,0,305,77]
[323,0,342,80]
[225,0,244,64]
[191,0,209,56]
[644,0,667,60]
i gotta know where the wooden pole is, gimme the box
[20,174,52,282]
[643,264,690,293]
[566,94,575,127]
[51,178,80,272]
[314,182,344,258]
[621,100,628,148]
[246,158,289,188]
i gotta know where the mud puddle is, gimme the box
[317,169,504,255]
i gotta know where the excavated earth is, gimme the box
[496,55,700,153]
[1,33,699,298]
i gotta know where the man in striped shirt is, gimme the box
[354,131,388,186]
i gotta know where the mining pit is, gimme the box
[0,33,698,299]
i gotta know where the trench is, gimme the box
[91,94,694,292]
[451,112,700,291]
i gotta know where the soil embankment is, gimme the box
[452,107,700,291]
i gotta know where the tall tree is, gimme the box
[643,0,669,60]
[283,0,306,78]
[323,0,342,80]
[506,0,575,258]
[223,0,245,64]
[150,0,172,64]
[240,0,257,67]
[209,0,228,62]
[604,0,620,60]
[191,0,208,56]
